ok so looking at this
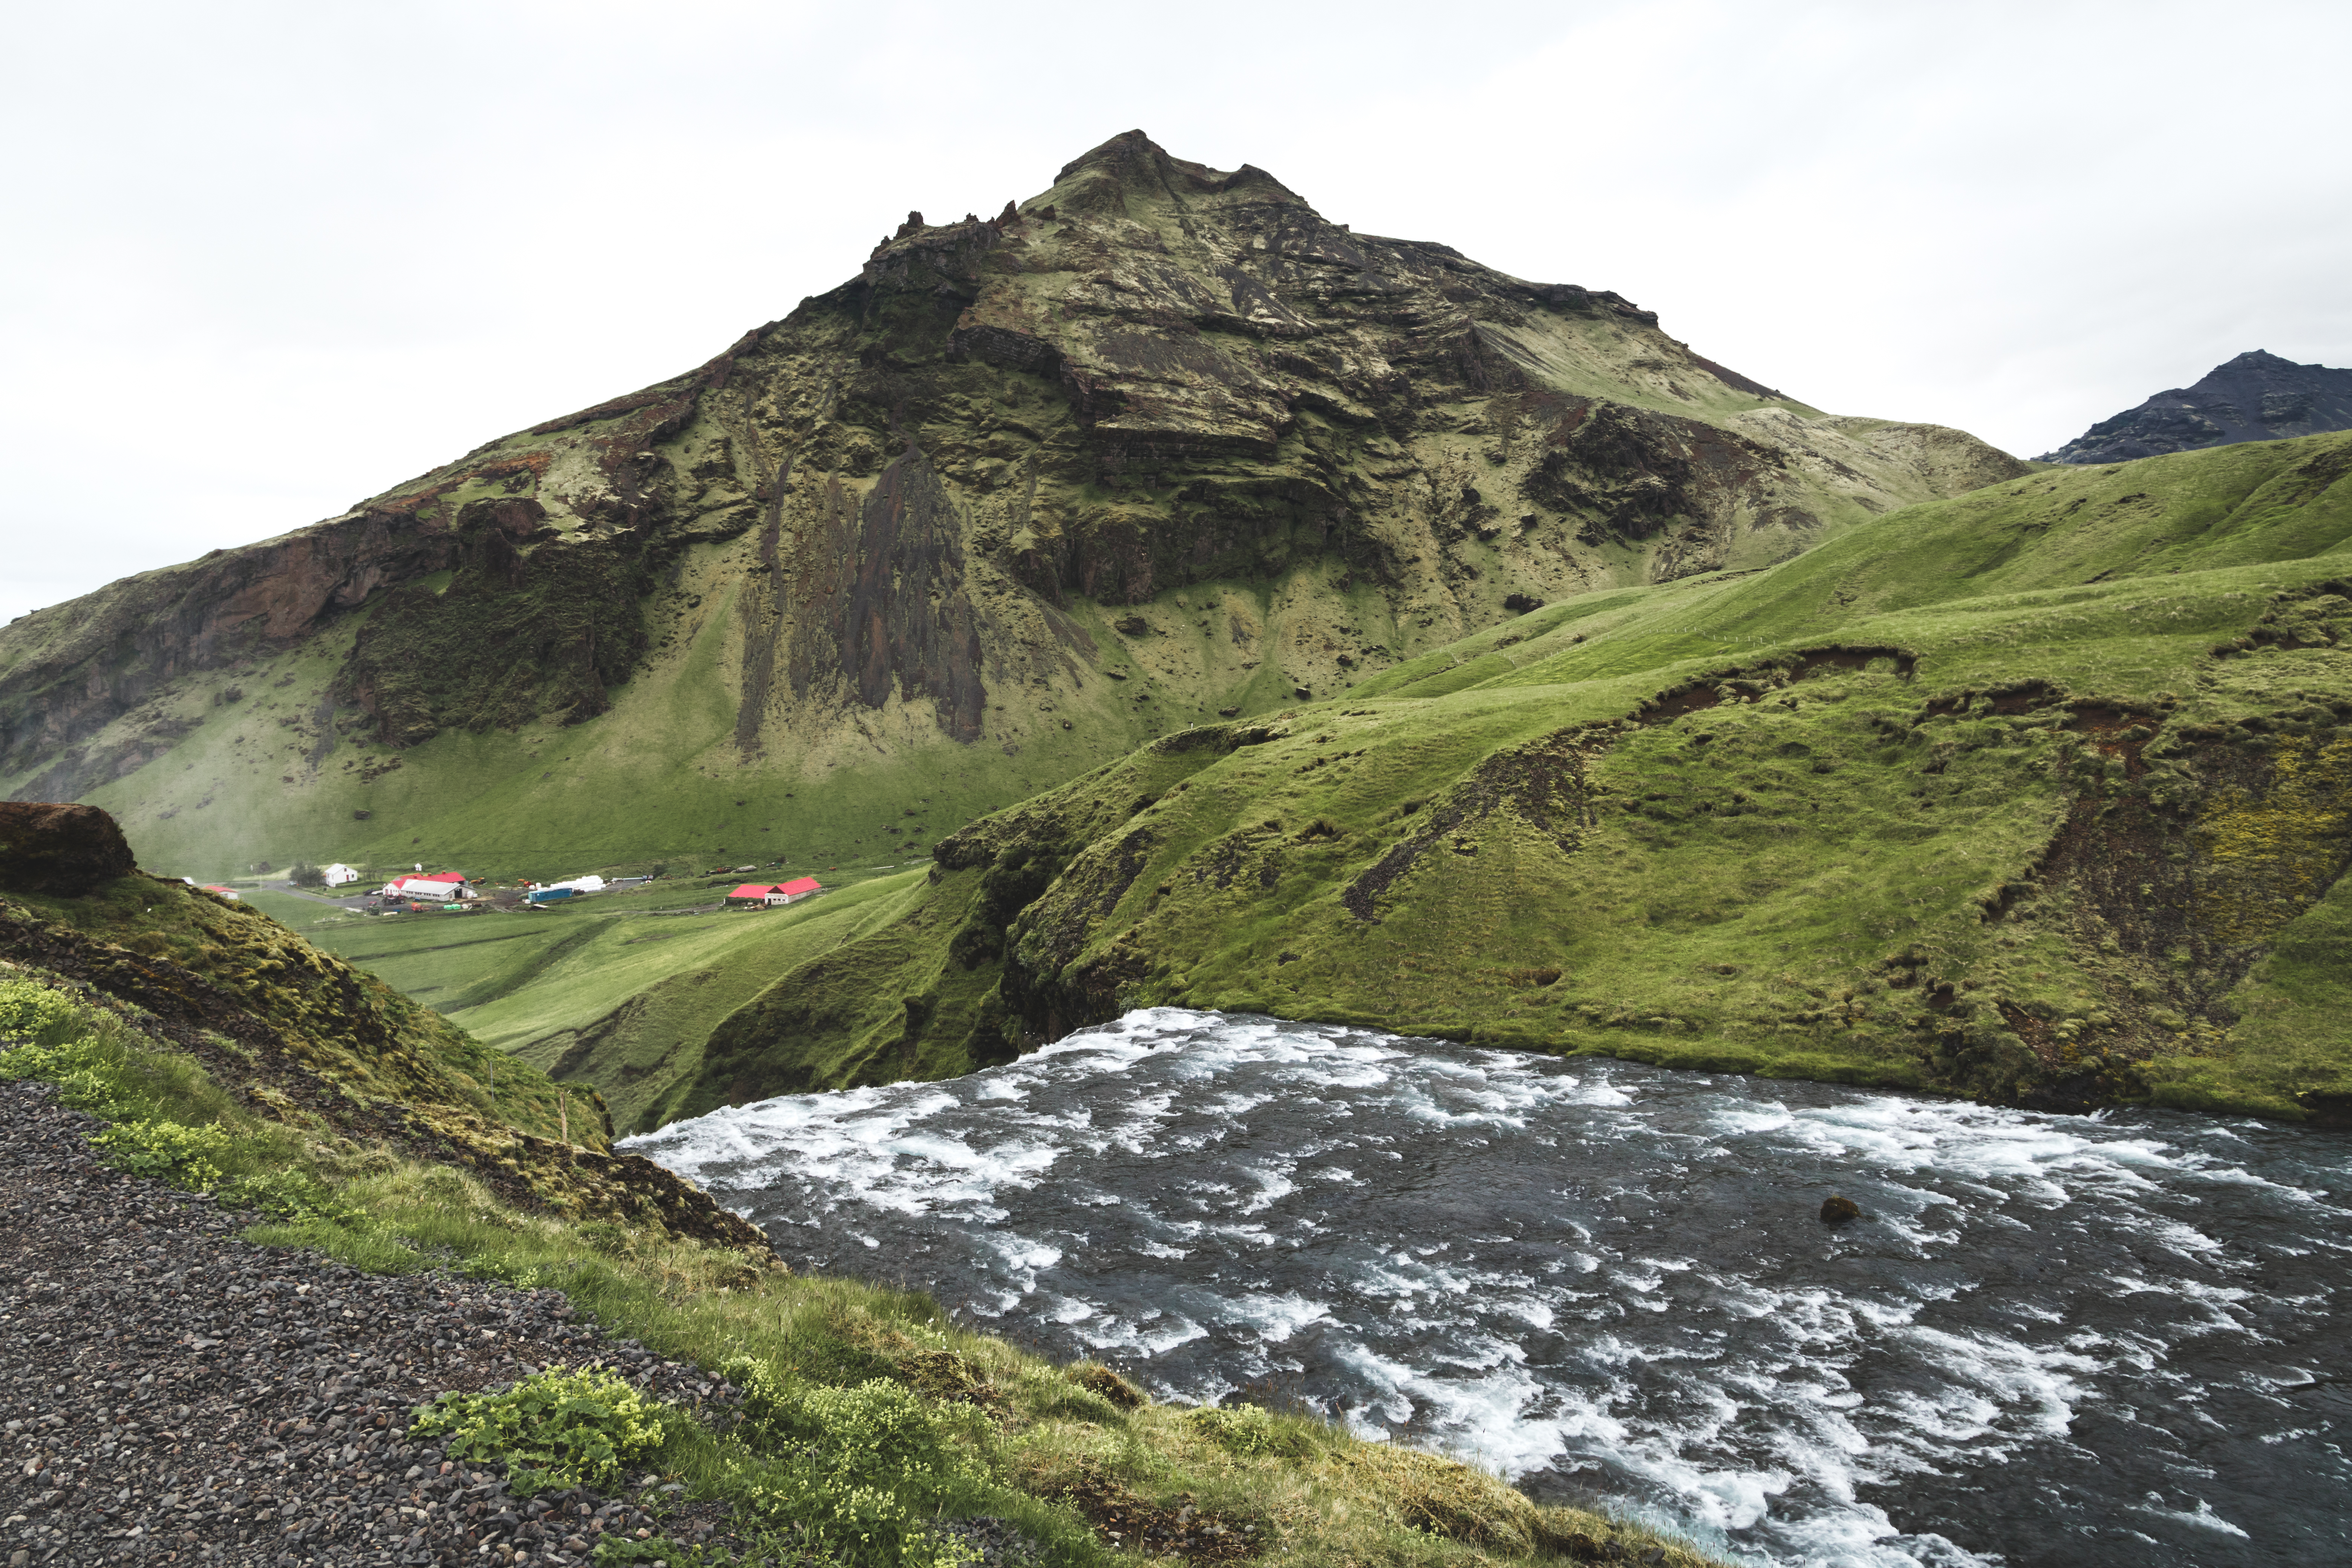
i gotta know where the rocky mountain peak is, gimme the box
[2040,349,2352,463]
[1044,129,1303,215]
[1,132,2023,862]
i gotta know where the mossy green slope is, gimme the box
[673,431,2352,1122]
[0,867,761,1239]
[4,132,2018,892]
[3,873,571,1139]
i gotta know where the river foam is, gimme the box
[629,1008,2352,1566]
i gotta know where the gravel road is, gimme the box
[0,1077,758,1565]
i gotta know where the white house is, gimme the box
[323,863,359,888]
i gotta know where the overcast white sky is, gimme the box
[6,0,2349,624]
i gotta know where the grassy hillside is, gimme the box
[47,562,1083,886]
[662,431,2352,1122]
[3,902,1723,1568]
[0,857,766,1242]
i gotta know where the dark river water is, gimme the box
[626,1009,2352,1567]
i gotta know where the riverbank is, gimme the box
[0,949,1724,1568]
[635,1007,2352,1567]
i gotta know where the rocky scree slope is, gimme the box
[0,1083,721,1565]
[660,430,2352,1124]
[0,130,2020,880]
[2040,349,2352,464]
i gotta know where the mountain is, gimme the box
[0,131,2021,881]
[655,430,2352,1127]
[2040,349,2352,464]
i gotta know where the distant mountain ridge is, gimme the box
[2040,349,2352,464]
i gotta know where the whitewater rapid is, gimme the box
[627,1008,2352,1567]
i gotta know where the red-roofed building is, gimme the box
[384,872,467,899]
[726,877,824,909]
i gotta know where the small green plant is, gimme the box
[726,1463,977,1568]
[1184,1402,1314,1458]
[411,1368,667,1488]
[720,1357,980,1567]
[0,978,82,1044]
[0,1019,142,1121]
[91,1119,230,1190]
[726,1358,958,1486]
[220,1165,366,1225]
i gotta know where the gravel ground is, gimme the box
[0,1077,768,1565]
[930,1517,1041,1568]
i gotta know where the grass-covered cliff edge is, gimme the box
[660,429,2352,1125]
[0,811,1725,1568]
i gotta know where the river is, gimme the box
[626,1008,2352,1566]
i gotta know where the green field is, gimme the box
[245,868,935,1132]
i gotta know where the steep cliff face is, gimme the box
[0,131,2022,873]
[662,432,2352,1127]
[2039,349,2352,464]
[0,508,467,800]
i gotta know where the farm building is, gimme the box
[725,878,824,909]
[384,872,468,899]
[322,863,359,887]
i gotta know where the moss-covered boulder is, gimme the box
[0,801,135,894]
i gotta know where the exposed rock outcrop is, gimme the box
[2040,349,2352,464]
[0,802,135,894]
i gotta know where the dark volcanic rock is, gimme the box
[2040,349,2352,463]
[0,801,135,894]
[1819,1195,1862,1225]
